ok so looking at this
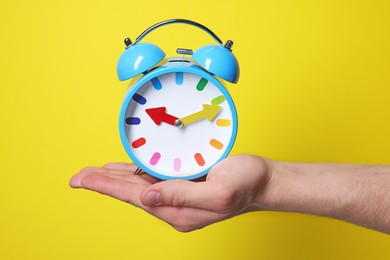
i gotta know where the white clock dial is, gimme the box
[120,62,237,180]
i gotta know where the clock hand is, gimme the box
[145,107,179,126]
[176,104,221,127]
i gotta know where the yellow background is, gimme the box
[1,0,389,259]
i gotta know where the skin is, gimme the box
[69,154,390,233]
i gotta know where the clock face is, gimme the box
[119,61,237,180]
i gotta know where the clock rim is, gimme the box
[119,63,238,180]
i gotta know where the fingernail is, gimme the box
[144,191,160,205]
[69,175,82,188]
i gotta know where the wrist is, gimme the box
[243,156,277,212]
[250,158,281,211]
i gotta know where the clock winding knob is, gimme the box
[124,37,133,48]
[224,40,234,51]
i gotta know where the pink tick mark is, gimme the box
[174,158,181,172]
[150,152,161,166]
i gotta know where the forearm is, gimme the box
[257,159,390,233]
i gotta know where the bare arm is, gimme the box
[70,155,390,233]
[259,161,390,233]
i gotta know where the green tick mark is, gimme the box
[211,95,226,105]
[196,78,208,91]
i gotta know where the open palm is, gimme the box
[70,155,272,232]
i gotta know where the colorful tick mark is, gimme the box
[211,95,225,106]
[125,117,141,125]
[216,119,231,127]
[194,153,205,166]
[196,78,208,91]
[132,93,147,105]
[131,137,146,149]
[150,152,161,166]
[151,77,162,90]
[210,139,223,150]
[174,158,181,172]
[176,72,183,85]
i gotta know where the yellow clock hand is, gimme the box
[175,104,221,127]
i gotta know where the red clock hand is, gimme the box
[145,107,179,126]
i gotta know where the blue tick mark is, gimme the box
[176,72,183,85]
[151,77,162,90]
[125,117,141,125]
[132,93,147,105]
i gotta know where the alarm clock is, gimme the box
[117,19,239,180]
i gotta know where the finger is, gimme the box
[100,166,161,184]
[69,167,107,188]
[102,163,160,184]
[99,173,155,185]
[70,167,153,188]
[100,167,137,175]
[103,162,138,171]
[79,174,147,208]
[140,180,230,212]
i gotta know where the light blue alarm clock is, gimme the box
[117,19,239,180]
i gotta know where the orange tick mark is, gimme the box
[210,139,223,150]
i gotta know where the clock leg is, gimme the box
[134,167,143,175]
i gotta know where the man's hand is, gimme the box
[69,155,273,232]
[70,155,390,234]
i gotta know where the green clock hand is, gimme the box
[175,104,221,127]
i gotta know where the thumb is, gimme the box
[140,180,226,211]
